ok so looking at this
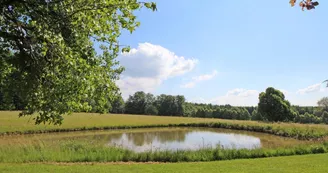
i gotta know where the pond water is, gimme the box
[106,128,261,152]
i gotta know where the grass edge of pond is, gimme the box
[1,141,327,163]
[1,122,327,141]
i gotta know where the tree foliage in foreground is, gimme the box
[289,0,319,11]
[0,0,156,124]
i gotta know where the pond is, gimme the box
[106,128,261,152]
[0,127,310,152]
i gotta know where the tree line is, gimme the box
[2,88,328,125]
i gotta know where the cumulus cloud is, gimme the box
[117,43,198,98]
[116,77,162,96]
[180,70,218,88]
[189,88,259,106]
[297,83,322,94]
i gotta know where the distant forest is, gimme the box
[2,89,328,125]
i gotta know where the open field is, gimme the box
[1,154,328,173]
[1,111,328,140]
[0,111,223,133]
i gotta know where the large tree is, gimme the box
[258,87,297,122]
[0,0,156,124]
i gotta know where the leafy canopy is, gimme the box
[0,0,156,125]
[258,87,297,122]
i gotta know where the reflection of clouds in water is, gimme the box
[185,132,261,150]
[107,130,261,153]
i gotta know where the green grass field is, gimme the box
[0,111,223,133]
[1,154,327,173]
[1,111,328,140]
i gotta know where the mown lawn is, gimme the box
[1,154,327,173]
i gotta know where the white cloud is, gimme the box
[116,77,162,96]
[180,70,218,88]
[189,88,259,106]
[117,43,197,98]
[226,88,258,97]
[297,83,322,94]
[189,98,211,104]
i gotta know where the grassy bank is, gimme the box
[1,111,328,140]
[1,154,328,173]
[0,139,327,163]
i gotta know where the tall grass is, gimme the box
[0,140,327,163]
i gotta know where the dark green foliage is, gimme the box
[156,95,185,116]
[110,95,125,114]
[183,103,198,117]
[124,92,186,116]
[125,91,148,115]
[0,87,26,110]
[251,109,264,121]
[292,106,316,115]
[145,105,158,115]
[313,108,324,117]
[295,113,322,124]
[258,87,297,122]
[211,107,250,120]
[322,111,328,124]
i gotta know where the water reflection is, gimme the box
[106,129,261,152]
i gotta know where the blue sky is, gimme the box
[114,0,327,106]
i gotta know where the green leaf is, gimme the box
[122,47,131,53]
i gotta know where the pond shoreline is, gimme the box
[1,122,327,141]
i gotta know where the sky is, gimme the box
[110,0,327,106]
